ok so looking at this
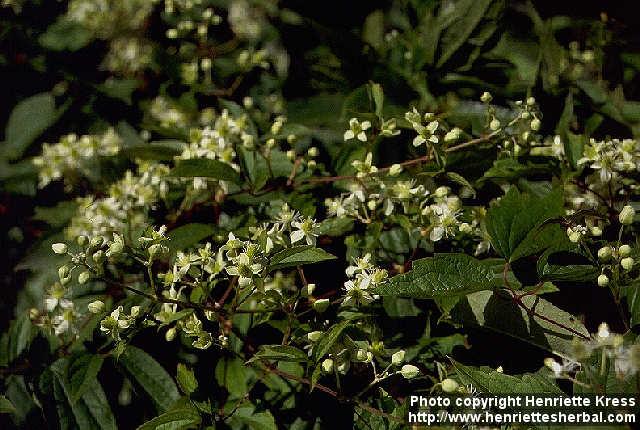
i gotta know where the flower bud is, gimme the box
[530,118,541,131]
[287,134,297,144]
[619,245,632,257]
[307,147,319,157]
[480,92,492,103]
[106,241,124,257]
[52,243,68,254]
[355,349,368,361]
[313,298,330,313]
[130,306,141,317]
[307,331,322,342]
[78,271,91,285]
[58,265,70,280]
[489,118,501,131]
[590,226,602,237]
[441,378,459,393]
[165,327,177,342]
[526,97,536,106]
[307,160,317,169]
[286,149,296,160]
[391,350,405,365]
[598,246,612,261]
[77,235,88,246]
[400,364,420,379]
[88,300,105,314]
[597,274,609,287]
[337,360,350,374]
[90,236,104,248]
[388,164,402,176]
[321,358,334,374]
[306,283,316,296]
[93,250,105,263]
[619,205,635,225]
[621,257,634,271]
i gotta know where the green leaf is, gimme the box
[0,314,35,366]
[485,187,564,261]
[362,11,384,50]
[445,172,476,197]
[376,254,504,299]
[137,408,201,430]
[316,217,354,237]
[33,201,79,228]
[119,346,180,412]
[247,345,308,364]
[450,359,562,394]
[215,358,253,398]
[39,17,92,51]
[370,82,384,119]
[0,395,16,414]
[68,354,104,402]
[268,246,336,271]
[312,320,350,363]
[47,359,117,430]
[452,291,589,357]
[176,364,198,396]
[3,93,57,160]
[171,158,241,183]
[167,223,215,254]
[123,140,184,161]
[229,406,277,430]
[436,0,493,67]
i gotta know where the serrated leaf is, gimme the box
[136,408,201,430]
[376,254,503,299]
[119,346,180,412]
[176,364,198,395]
[3,93,57,160]
[312,320,350,363]
[171,158,241,183]
[485,187,564,261]
[247,345,308,364]
[451,359,563,394]
[68,354,104,402]
[268,246,336,271]
[167,223,215,254]
[452,291,588,357]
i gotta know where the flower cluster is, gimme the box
[33,128,121,188]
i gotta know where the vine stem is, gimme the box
[299,130,498,185]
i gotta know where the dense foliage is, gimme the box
[1,0,640,428]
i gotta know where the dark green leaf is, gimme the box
[0,395,16,414]
[3,93,57,160]
[312,320,350,363]
[268,246,336,271]
[376,254,504,299]
[247,345,308,363]
[176,364,198,395]
[485,187,564,261]
[119,346,180,412]
[452,291,589,357]
[167,223,215,254]
[137,408,201,430]
[68,354,104,402]
[451,359,562,394]
[39,18,92,51]
[316,217,354,237]
[171,158,241,183]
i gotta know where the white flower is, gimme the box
[290,217,318,246]
[344,118,371,142]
